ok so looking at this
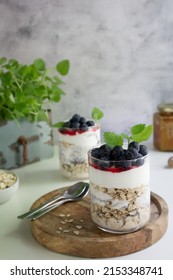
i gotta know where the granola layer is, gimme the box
[59,141,89,179]
[90,182,150,233]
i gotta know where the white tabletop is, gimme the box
[0,145,172,260]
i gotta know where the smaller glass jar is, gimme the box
[57,123,100,179]
[154,103,173,151]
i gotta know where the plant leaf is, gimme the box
[36,110,48,121]
[91,107,104,121]
[1,72,12,86]
[131,125,153,143]
[56,59,70,75]
[103,132,123,148]
[53,121,65,128]
[131,124,145,135]
[0,57,7,65]
[33,58,46,71]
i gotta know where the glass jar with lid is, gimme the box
[153,103,173,150]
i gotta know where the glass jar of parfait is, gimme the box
[57,114,100,179]
[88,142,150,234]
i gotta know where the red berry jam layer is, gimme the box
[89,161,138,173]
[59,126,99,136]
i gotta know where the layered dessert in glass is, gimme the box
[88,142,150,233]
[58,114,100,179]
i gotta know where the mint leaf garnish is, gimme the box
[53,121,65,128]
[131,124,153,143]
[103,123,153,148]
[103,132,123,148]
[121,133,132,144]
[130,124,145,135]
[92,107,104,121]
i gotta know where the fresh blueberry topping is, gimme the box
[117,160,132,169]
[71,121,80,129]
[90,143,148,171]
[80,117,86,124]
[125,147,138,160]
[139,145,148,156]
[86,120,95,127]
[62,114,97,130]
[80,123,88,129]
[110,145,124,160]
[99,144,111,157]
[63,121,71,128]
[71,114,81,122]
[99,156,111,168]
[91,147,100,159]
[128,141,139,151]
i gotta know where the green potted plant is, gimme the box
[0,57,70,169]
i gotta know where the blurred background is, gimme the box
[0,0,173,143]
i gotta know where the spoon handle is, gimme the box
[17,193,64,220]
[25,198,70,220]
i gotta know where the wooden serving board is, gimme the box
[31,187,168,258]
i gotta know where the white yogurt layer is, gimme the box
[89,156,149,189]
[58,127,100,148]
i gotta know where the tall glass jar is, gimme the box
[154,103,173,151]
[58,123,100,179]
[88,145,150,234]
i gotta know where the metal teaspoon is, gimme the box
[17,182,89,220]
[26,183,89,220]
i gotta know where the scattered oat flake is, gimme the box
[68,219,74,223]
[58,227,62,230]
[73,230,80,235]
[66,214,71,217]
[56,230,61,234]
[59,214,65,217]
[80,219,84,222]
[60,221,67,224]
[76,225,82,229]
[63,230,69,233]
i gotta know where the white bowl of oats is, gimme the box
[0,170,19,204]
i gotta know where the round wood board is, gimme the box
[30,188,168,258]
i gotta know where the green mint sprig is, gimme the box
[91,107,104,121]
[103,132,123,148]
[104,123,153,148]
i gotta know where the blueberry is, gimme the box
[71,114,81,122]
[128,141,139,151]
[91,148,100,159]
[139,145,148,156]
[135,153,145,166]
[110,146,124,160]
[71,121,80,129]
[125,147,138,160]
[86,120,95,127]
[80,123,88,130]
[99,144,111,157]
[119,160,132,169]
[99,156,111,168]
[63,121,71,128]
[80,117,86,124]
